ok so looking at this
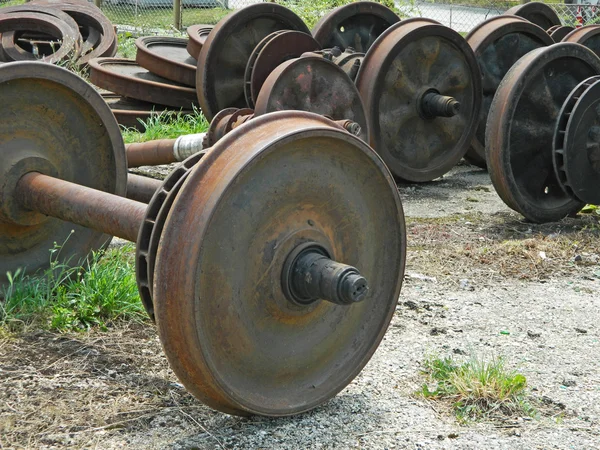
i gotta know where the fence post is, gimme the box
[94,0,101,7]
[174,0,182,30]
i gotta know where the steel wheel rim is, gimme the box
[153,111,406,416]
[486,43,599,222]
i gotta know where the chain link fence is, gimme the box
[2,0,600,34]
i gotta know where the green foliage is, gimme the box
[121,106,209,144]
[117,32,138,60]
[418,353,535,422]
[0,242,146,333]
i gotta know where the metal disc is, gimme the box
[312,1,400,53]
[356,18,482,182]
[136,36,197,87]
[196,3,309,121]
[89,58,198,109]
[504,2,561,30]
[136,151,205,321]
[549,25,574,42]
[464,16,553,168]
[254,54,370,143]
[29,0,117,64]
[0,5,83,61]
[0,62,127,286]
[553,76,600,205]
[486,43,600,223]
[0,13,79,63]
[186,24,213,59]
[562,25,600,59]
[244,30,321,108]
[152,111,406,416]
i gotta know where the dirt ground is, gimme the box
[1,162,599,449]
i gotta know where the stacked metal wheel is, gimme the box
[0,0,116,65]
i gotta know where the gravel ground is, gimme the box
[1,163,599,449]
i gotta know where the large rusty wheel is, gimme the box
[548,25,574,42]
[196,4,309,121]
[562,25,600,59]
[504,2,561,30]
[152,111,406,416]
[486,43,600,223]
[254,54,369,143]
[312,1,400,53]
[553,76,600,205]
[356,18,481,182]
[0,62,126,286]
[465,16,553,168]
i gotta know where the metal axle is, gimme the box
[421,90,460,119]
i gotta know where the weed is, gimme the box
[121,105,209,143]
[0,243,146,333]
[418,353,536,422]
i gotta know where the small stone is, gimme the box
[453,348,467,355]
[459,279,474,291]
[448,433,459,439]
[562,379,577,387]
[574,255,583,262]
[404,300,419,310]
[527,330,541,338]
[575,328,588,334]
[430,327,447,336]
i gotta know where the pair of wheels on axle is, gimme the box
[0,62,406,417]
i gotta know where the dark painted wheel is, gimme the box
[0,62,126,287]
[254,54,369,143]
[505,2,561,30]
[553,76,600,205]
[196,4,309,121]
[562,25,600,59]
[312,1,400,53]
[356,18,481,182]
[153,111,406,416]
[486,43,600,223]
[465,16,553,168]
[548,25,574,42]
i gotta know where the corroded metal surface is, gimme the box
[312,1,400,53]
[196,3,309,121]
[186,24,213,59]
[505,2,561,30]
[126,174,163,204]
[0,62,126,286]
[0,12,79,63]
[17,173,144,243]
[486,43,600,223]
[152,111,406,416]
[126,138,178,167]
[465,16,553,168]
[244,30,320,108]
[356,18,481,182]
[553,76,600,205]
[90,58,198,109]
[562,25,600,59]
[136,36,197,87]
[255,54,369,143]
[548,25,574,42]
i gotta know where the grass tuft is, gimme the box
[0,243,147,333]
[418,353,536,422]
[121,105,209,144]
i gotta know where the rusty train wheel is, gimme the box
[465,16,553,168]
[186,24,213,59]
[562,25,600,59]
[486,43,600,223]
[356,18,481,182]
[196,4,309,121]
[135,36,197,87]
[244,30,320,108]
[254,54,369,143]
[553,76,600,205]
[504,2,561,30]
[312,1,400,53]
[548,25,574,42]
[152,111,406,416]
[0,62,126,287]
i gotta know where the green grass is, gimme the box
[418,353,536,422]
[121,105,209,143]
[0,242,147,333]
